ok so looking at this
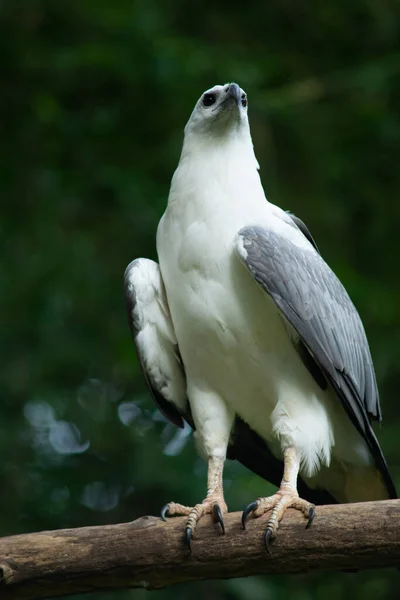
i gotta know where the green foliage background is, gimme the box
[1,1,399,598]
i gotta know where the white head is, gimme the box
[181,82,258,171]
[185,82,249,138]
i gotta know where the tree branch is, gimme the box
[0,500,398,599]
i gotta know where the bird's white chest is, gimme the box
[157,197,291,417]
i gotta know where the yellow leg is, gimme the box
[161,456,227,551]
[242,447,315,550]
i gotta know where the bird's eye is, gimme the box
[203,93,217,107]
[241,94,248,108]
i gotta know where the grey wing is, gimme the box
[124,258,192,429]
[235,225,396,499]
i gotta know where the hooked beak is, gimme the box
[220,83,241,108]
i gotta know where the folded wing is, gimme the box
[235,225,396,500]
[124,258,191,428]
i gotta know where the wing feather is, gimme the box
[124,259,192,429]
[236,225,396,499]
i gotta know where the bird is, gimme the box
[124,82,396,551]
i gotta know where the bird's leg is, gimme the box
[242,447,315,550]
[162,387,233,550]
[161,455,227,550]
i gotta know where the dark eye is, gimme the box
[241,94,248,107]
[203,93,217,107]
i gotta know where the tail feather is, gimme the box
[306,460,396,504]
[343,467,392,503]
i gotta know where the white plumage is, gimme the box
[125,83,395,548]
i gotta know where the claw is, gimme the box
[264,528,273,553]
[212,503,225,534]
[305,506,315,529]
[160,504,169,521]
[241,500,258,530]
[185,526,192,553]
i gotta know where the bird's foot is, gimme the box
[161,495,227,552]
[242,487,315,551]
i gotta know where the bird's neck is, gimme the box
[167,131,266,217]
[180,125,258,169]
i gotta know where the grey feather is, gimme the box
[236,225,396,499]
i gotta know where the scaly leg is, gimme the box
[161,456,227,551]
[242,447,315,550]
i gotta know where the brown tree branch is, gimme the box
[0,500,398,599]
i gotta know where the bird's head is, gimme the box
[178,83,258,171]
[184,82,249,139]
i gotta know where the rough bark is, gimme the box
[0,500,398,599]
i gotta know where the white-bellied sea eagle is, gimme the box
[124,83,396,551]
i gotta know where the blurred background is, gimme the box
[1,0,400,598]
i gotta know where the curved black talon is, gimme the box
[212,503,225,534]
[264,528,273,553]
[185,526,193,553]
[305,506,315,529]
[241,500,258,530]
[160,504,169,522]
